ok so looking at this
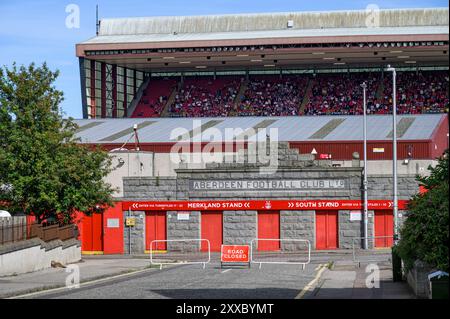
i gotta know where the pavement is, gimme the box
[0,256,152,299]
[0,251,415,299]
[307,260,416,299]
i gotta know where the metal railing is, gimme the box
[149,239,211,269]
[250,238,311,269]
[352,236,394,266]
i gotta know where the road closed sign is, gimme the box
[221,245,250,263]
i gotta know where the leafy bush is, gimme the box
[397,150,449,272]
[0,63,115,224]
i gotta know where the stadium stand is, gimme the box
[303,73,380,116]
[237,75,309,116]
[380,70,449,115]
[132,78,177,117]
[131,71,448,118]
[168,76,241,117]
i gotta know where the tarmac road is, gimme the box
[24,261,323,299]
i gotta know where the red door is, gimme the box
[201,211,223,252]
[81,213,103,253]
[374,210,394,248]
[258,211,280,251]
[103,204,124,254]
[316,211,338,250]
[146,211,167,251]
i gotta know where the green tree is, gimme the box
[397,149,449,272]
[0,63,115,225]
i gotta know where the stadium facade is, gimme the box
[74,8,449,255]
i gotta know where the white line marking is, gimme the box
[295,264,327,299]
[221,269,232,274]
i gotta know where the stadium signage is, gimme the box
[122,200,408,211]
[190,179,346,191]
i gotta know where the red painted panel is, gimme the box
[145,211,167,251]
[201,211,223,252]
[316,211,338,250]
[289,140,433,160]
[91,213,103,251]
[430,114,449,159]
[103,204,124,254]
[375,210,394,248]
[80,214,92,251]
[257,211,280,251]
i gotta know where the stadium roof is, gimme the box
[91,8,448,37]
[76,8,449,71]
[73,114,447,144]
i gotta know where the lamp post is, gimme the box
[361,82,369,249]
[386,65,399,244]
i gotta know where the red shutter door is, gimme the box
[374,210,394,248]
[146,211,167,251]
[315,211,338,250]
[201,211,223,252]
[257,211,280,251]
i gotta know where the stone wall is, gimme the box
[123,211,145,254]
[369,175,418,200]
[223,211,257,245]
[280,210,315,249]
[123,177,178,200]
[167,211,201,251]
[406,260,434,298]
[339,210,364,249]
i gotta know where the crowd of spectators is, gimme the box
[168,77,241,117]
[133,71,448,118]
[303,73,380,116]
[380,71,449,114]
[132,78,177,117]
[303,71,448,116]
[236,76,308,116]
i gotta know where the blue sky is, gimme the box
[0,0,447,119]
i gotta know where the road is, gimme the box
[23,261,323,299]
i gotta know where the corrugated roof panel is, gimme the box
[308,118,346,139]
[75,121,104,133]
[386,117,416,138]
[401,114,443,140]
[72,114,446,143]
[99,120,157,141]
[173,119,224,141]
[234,119,278,141]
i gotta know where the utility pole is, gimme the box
[361,82,369,249]
[386,65,399,244]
